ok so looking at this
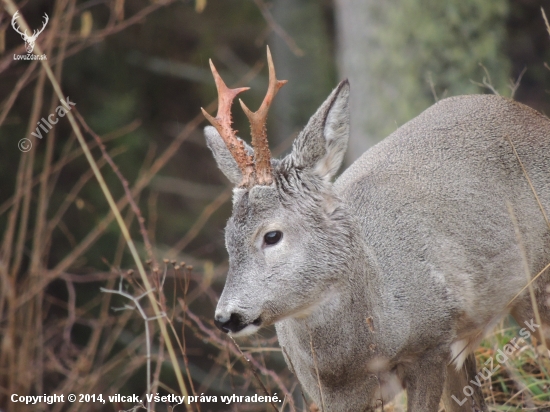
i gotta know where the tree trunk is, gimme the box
[334,0,510,165]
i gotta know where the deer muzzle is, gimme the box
[214,311,262,335]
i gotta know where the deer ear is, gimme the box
[204,126,253,186]
[287,80,349,182]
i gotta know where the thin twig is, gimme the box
[426,72,438,102]
[509,67,527,99]
[228,336,280,412]
[253,0,304,57]
[0,61,38,127]
[542,7,550,39]
[168,189,232,256]
[101,276,167,411]
[63,277,77,345]
[504,134,550,230]
[470,63,500,95]
[306,327,325,412]
[507,203,549,370]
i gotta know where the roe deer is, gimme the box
[202,48,550,411]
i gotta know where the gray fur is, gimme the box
[204,126,254,185]
[207,81,550,411]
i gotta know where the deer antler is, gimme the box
[201,61,254,187]
[202,47,287,187]
[32,14,49,38]
[239,46,287,185]
[11,11,28,38]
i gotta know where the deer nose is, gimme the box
[214,312,247,334]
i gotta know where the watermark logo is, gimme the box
[18,97,76,152]
[12,11,48,60]
[18,139,32,153]
[31,96,76,140]
[453,319,544,406]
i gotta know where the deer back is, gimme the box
[335,94,550,353]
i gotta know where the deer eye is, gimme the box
[263,230,282,246]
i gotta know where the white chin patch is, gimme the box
[230,323,261,337]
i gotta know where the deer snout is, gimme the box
[214,311,262,335]
[214,312,245,333]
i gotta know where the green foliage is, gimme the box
[370,0,510,138]
[476,318,550,409]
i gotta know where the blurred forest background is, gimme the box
[0,0,550,411]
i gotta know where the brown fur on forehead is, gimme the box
[231,186,281,220]
[231,166,332,221]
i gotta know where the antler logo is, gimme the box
[12,11,49,54]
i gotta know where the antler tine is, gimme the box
[11,11,28,37]
[37,13,49,35]
[239,46,287,185]
[201,60,254,186]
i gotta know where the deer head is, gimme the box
[12,11,49,54]
[202,47,350,335]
